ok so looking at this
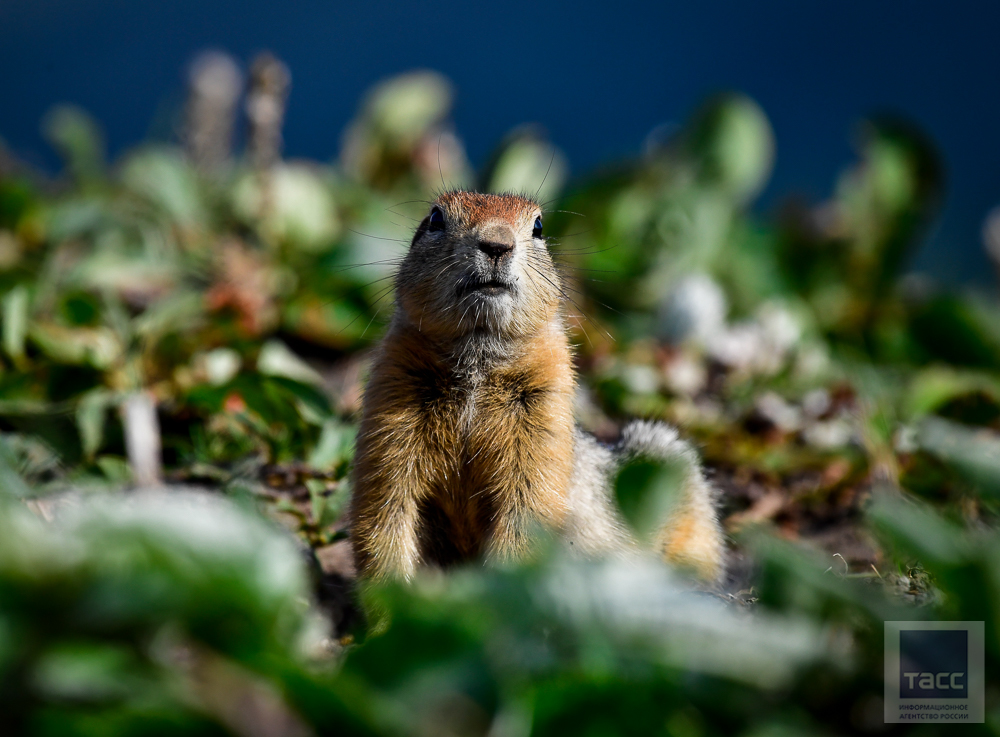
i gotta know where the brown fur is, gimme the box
[350,191,724,581]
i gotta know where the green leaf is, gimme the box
[257,340,324,386]
[121,148,206,229]
[684,93,775,203]
[267,376,332,426]
[29,323,122,369]
[0,435,32,499]
[95,455,131,483]
[308,419,356,471]
[485,131,567,206]
[32,642,141,701]
[42,105,107,185]
[613,457,687,543]
[867,488,969,566]
[1,284,29,365]
[231,164,340,250]
[306,477,349,529]
[917,416,1000,497]
[77,389,117,460]
[906,366,1000,420]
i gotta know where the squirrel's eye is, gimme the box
[532,216,543,238]
[428,207,445,232]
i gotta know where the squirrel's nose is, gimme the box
[478,240,514,261]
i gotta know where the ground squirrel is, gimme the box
[349,191,725,582]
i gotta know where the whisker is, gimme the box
[544,227,600,242]
[388,199,434,209]
[438,131,447,192]
[558,266,619,274]
[566,314,595,348]
[523,261,615,343]
[354,273,398,290]
[458,292,478,326]
[360,302,390,339]
[333,282,397,336]
[524,252,619,275]
[383,208,423,223]
[328,258,405,273]
[345,227,410,244]
[534,150,556,200]
[545,245,619,257]
[432,254,462,283]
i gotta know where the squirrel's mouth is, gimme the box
[458,278,514,297]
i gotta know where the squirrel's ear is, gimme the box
[412,207,444,246]
[411,217,430,246]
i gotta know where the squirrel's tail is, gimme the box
[616,421,726,584]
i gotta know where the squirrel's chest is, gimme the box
[361,348,575,566]
[423,372,550,450]
[413,377,567,565]
[406,368,557,498]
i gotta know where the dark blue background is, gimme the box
[2,0,999,282]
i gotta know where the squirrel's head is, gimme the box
[395,191,562,340]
